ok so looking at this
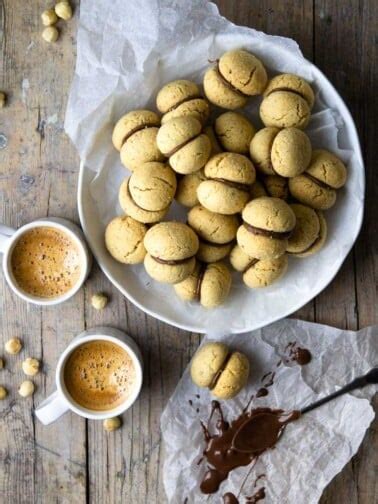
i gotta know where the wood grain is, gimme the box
[0,0,376,503]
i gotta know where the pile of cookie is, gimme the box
[105,49,347,309]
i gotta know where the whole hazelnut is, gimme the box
[91,293,108,310]
[55,1,73,20]
[41,9,58,26]
[0,386,8,400]
[0,92,6,108]
[0,358,4,369]
[42,26,59,43]
[22,357,40,376]
[103,417,122,432]
[5,337,22,355]
[18,380,35,398]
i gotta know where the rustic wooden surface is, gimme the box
[0,0,376,502]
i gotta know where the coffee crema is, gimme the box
[11,226,82,298]
[63,340,136,411]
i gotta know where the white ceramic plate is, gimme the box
[78,48,364,334]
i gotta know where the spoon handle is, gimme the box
[300,367,378,415]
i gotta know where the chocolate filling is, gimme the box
[151,255,194,266]
[208,351,233,390]
[127,180,170,212]
[211,177,251,193]
[243,222,292,240]
[216,63,249,98]
[303,172,333,190]
[243,258,259,273]
[121,122,160,148]
[165,131,202,157]
[200,237,235,248]
[264,87,307,102]
[165,94,202,113]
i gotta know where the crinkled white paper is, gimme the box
[161,319,377,503]
[65,0,364,333]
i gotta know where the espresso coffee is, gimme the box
[11,226,82,298]
[63,340,136,411]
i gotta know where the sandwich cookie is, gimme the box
[230,244,288,288]
[250,179,268,199]
[128,162,176,212]
[143,222,199,284]
[112,110,165,171]
[105,216,147,264]
[119,178,168,224]
[203,49,268,110]
[237,197,296,260]
[175,169,206,208]
[261,174,289,200]
[260,73,314,129]
[188,205,238,263]
[174,260,232,308]
[214,111,255,154]
[190,342,250,399]
[156,79,210,125]
[204,125,223,155]
[197,152,256,215]
[271,128,312,177]
[288,149,347,210]
[287,204,327,257]
[249,127,280,175]
[156,116,211,174]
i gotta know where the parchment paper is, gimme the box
[65,0,364,333]
[161,319,377,503]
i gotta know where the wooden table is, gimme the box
[0,1,376,502]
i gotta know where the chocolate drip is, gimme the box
[166,132,201,157]
[303,172,333,190]
[243,222,292,240]
[150,255,194,266]
[212,177,251,193]
[246,487,266,503]
[166,94,202,113]
[285,342,312,365]
[256,387,268,398]
[120,122,160,147]
[223,492,239,504]
[216,63,249,98]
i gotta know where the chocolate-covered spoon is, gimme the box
[232,368,378,453]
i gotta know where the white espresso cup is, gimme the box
[0,217,92,306]
[35,326,143,425]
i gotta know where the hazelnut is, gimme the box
[22,357,40,376]
[18,380,35,398]
[0,91,6,108]
[41,9,58,26]
[42,26,59,43]
[91,293,108,310]
[103,417,122,432]
[0,358,4,369]
[55,1,73,20]
[0,386,7,400]
[5,337,22,355]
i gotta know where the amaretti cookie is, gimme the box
[112,110,165,171]
[249,127,280,175]
[119,178,168,224]
[288,149,347,210]
[174,261,232,308]
[204,125,223,155]
[175,170,206,208]
[143,222,199,284]
[262,175,289,200]
[157,80,210,125]
[260,88,311,129]
[214,111,255,154]
[105,216,147,264]
[190,341,250,399]
[250,179,268,199]
[263,73,315,109]
[237,197,296,260]
[156,116,211,174]
[287,204,327,257]
[197,152,256,215]
[271,128,312,177]
[128,162,176,212]
[188,205,238,263]
[204,49,268,110]
[230,244,288,288]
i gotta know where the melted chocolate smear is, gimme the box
[261,371,275,388]
[196,394,200,399]
[246,486,266,503]
[223,492,239,504]
[253,474,266,487]
[256,387,268,398]
[199,403,300,495]
[285,341,312,366]
[188,399,193,407]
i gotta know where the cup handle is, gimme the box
[0,224,16,254]
[34,390,70,425]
